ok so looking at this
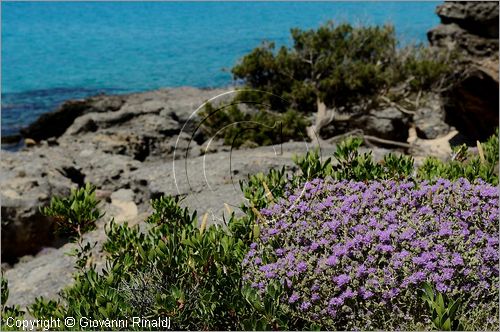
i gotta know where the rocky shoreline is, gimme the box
[1,0,499,312]
[1,83,430,308]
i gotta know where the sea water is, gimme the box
[1,1,439,137]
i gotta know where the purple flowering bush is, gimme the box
[243,178,499,330]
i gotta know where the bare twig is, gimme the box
[363,135,411,148]
[477,141,486,164]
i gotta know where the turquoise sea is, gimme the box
[1,1,440,138]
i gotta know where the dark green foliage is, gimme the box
[293,149,333,181]
[290,132,498,185]
[29,196,268,330]
[200,102,310,148]
[232,21,454,113]
[292,137,414,182]
[40,183,104,239]
[421,282,464,331]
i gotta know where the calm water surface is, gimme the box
[1,1,440,137]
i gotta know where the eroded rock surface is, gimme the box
[428,1,499,143]
[428,1,499,57]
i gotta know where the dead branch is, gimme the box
[363,135,411,148]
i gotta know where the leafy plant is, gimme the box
[418,129,499,185]
[293,149,333,181]
[421,282,464,331]
[30,195,271,330]
[17,131,500,331]
[40,183,104,239]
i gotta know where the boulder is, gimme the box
[436,1,498,38]
[351,107,411,142]
[413,94,450,139]
[408,127,459,164]
[19,95,126,142]
[1,88,230,264]
[1,148,76,262]
[428,1,499,57]
[428,1,499,144]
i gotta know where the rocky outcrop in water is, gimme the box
[1,87,226,264]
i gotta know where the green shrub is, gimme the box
[418,129,499,185]
[398,45,455,92]
[40,183,104,239]
[289,132,498,185]
[29,196,269,330]
[200,102,310,148]
[421,282,464,331]
[232,21,455,114]
[291,137,414,182]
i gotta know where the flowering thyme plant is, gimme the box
[243,178,499,330]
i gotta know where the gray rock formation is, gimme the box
[428,1,499,57]
[20,96,126,142]
[413,93,450,139]
[1,87,227,263]
[428,1,499,143]
[56,87,229,162]
[1,147,77,262]
[351,107,411,142]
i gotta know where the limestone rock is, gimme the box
[1,148,76,262]
[351,107,411,142]
[428,1,499,57]
[408,127,459,164]
[413,94,450,139]
[428,1,499,144]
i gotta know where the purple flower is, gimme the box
[334,274,350,287]
[326,255,339,266]
[289,293,300,304]
[341,289,356,299]
[360,288,374,299]
[328,297,344,307]
[300,301,312,311]
[243,178,499,329]
[297,261,308,273]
